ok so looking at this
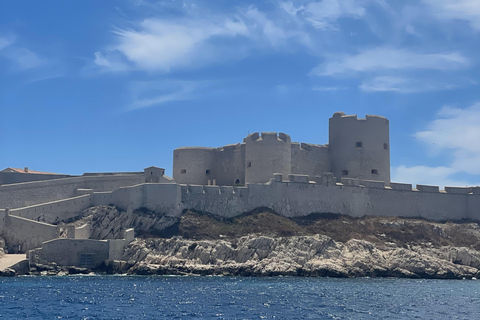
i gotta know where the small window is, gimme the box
[355,141,363,148]
[151,172,153,175]
[384,143,388,150]
[371,169,378,175]
[235,179,240,185]
[247,162,252,167]
[180,169,187,174]
[206,169,211,175]
[342,170,349,176]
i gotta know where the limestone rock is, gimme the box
[121,235,480,279]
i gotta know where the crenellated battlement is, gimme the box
[330,112,388,123]
[244,132,291,143]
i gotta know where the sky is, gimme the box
[1,0,480,187]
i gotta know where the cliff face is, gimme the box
[119,235,480,279]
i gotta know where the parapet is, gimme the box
[330,112,388,122]
[287,174,310,183]
[340,178,361,187]
[444,186,472,194]
[390,182,412,191]
[416,185,440,193]
[359,179,385,189]
[244,132,291,143]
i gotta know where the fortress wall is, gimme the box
[0,172,72,185]
[329,113,390,184]
[244,132,292,184]
[0,174,144,209]
[291,143,329,179]
[467,195,480,220]
[365,187,467,221]
[143,183,182,215]
[176,180,471,221]
[9,194,93,224]
[215,143,245,186]
[1,213,60,252]
[173,148,216,185]
[93,184,145,212]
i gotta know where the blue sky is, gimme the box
[1,0,480,187]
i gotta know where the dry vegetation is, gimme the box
[176,209,480,249]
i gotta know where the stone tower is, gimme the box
[328,112,390,184]
[244,132,292,184]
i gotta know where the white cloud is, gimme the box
[394,103,480,187]
[95,6,312,73]
[359,76,469,93]
[415,103,480,174]
[392,165,473,187]
[422,0,480,30]
[312,47,470,76]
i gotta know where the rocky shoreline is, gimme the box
[115,235,480,279]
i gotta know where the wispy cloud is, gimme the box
[0,36,14,50]
[422,0,480,30]
[0,34,46,71]
[312,86,347,91]
[312,47,470,76]
[281,0,368,30]
[359,76,474,93]
[394,103,480,186]
[126,80,213,111]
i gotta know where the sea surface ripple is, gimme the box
[1,276,479,319]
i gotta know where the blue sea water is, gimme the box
[0,276,479,319]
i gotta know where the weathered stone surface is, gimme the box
[122,235,480,279]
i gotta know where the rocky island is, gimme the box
[26,205,480,279]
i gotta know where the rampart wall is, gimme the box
[0,174,144,209]
[98,175,477,222]
[0,172,72,185]
[9,194,93,224]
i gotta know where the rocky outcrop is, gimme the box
[75,206,178,240]
[121,235,480,279]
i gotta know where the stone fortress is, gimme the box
[173,112,390,186]
[0,112,479,270]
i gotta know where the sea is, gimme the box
[0,276,479,319]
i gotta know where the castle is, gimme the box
[1,112,479,269]
[173,112,390,186]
